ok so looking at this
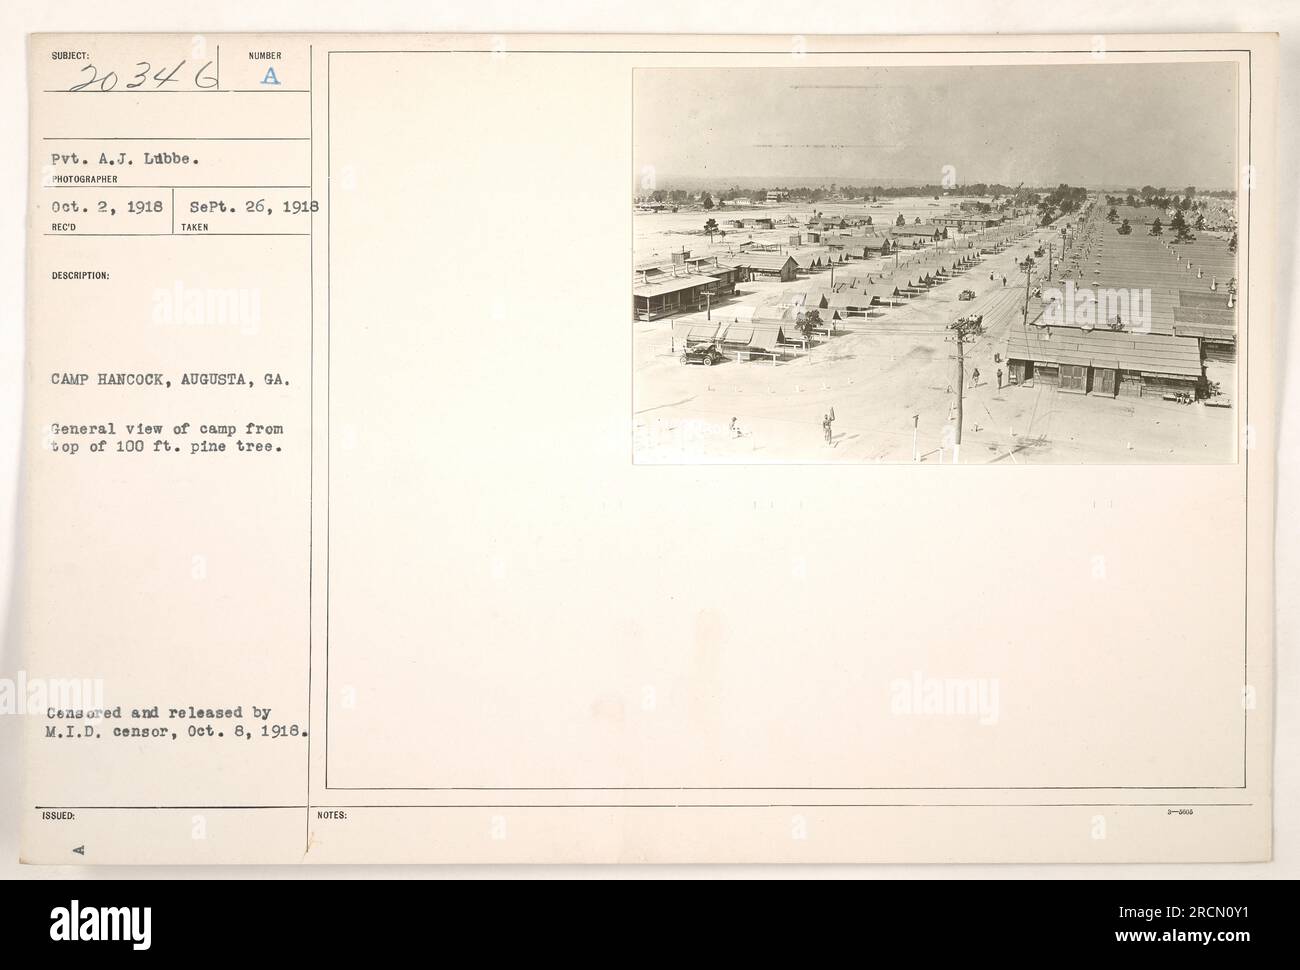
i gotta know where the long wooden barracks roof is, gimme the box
[720,253,799,272]
[1172,305,1236,343]
[632,272,720,298]
[1004,325,1202,378]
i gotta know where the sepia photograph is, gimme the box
[633,64,1241,463]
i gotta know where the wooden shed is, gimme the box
[1003,324,1203,398]
[721,253,798,282]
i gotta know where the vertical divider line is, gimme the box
[306,42,315,849]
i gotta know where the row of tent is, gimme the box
[675,315,801,353]
[670,223,1038,357]
[770,252,987,315]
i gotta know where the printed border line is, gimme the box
[321,46,1254,799]
[306,41,316,851]
[35,802,1254,811]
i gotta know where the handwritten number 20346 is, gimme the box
[69,60,218,92]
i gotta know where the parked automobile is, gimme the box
[681,344,724,366]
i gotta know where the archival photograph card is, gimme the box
[18,32,1276,864]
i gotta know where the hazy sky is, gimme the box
[634,63,1238,189]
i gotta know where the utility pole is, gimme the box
[947,317,981,463]
[1023,259,1032,327]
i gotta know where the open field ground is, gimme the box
[634,197,968,265]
